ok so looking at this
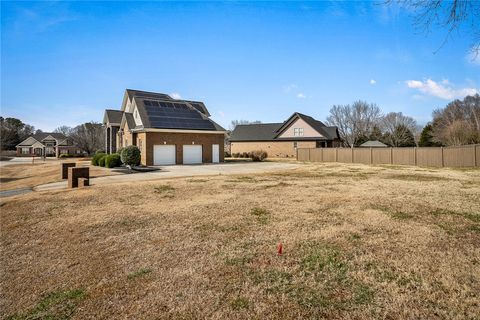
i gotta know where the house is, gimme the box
[16,132,83,157]
[103,89,226,166]
[229,112,341,158]
[359,140,388,148]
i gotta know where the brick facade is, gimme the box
[231,141,316,158]
[144,131,224,166]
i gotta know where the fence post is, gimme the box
[335,148,338,162]
[351,147,354,163]
[473,145,477,167]
[414,147,417,166]
[390,147,393,165]
[308,148,311,162]
[370,147,373,164]
[320,148,324,162]
[441,147,444,167]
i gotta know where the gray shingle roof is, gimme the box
[230,112,340,142]
[33,132,67,141]
[360,140,388,147]
[104,110,124,124]
[230,123,283,141]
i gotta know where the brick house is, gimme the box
[103,89,226,166]
[16,132,83,157]
[229,112,341,158]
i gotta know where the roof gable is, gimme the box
[277,117,323,139]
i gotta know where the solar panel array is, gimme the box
[189,102,206,114]
[143,100,215,130]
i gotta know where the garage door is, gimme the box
[183,145,202,164]
[153,145,176,165]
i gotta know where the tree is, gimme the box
[419,123,442,147]
[230,120,262,130]
[54,126,73,136]
[431,94,480,146]
[386,1,480,56]
[381,112,418,147]
[69,122,104,155]
[326,101,382,147]
[0,117,35,150]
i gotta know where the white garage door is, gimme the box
[153,145,176,165]
[183,145,202,164]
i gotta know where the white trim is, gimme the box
[133,128,226,134]
[16,136,42,148]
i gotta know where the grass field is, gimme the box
[1,162,479,319]
[0,159,121,191]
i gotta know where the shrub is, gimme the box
[241,152,249,158]
[224,151,231,158]
[95,150,106,154]
[98,155,107,167]
[91,152,106,166]
[232,153,240,158]
[121,145,141,167]
[249,150,268,162]
[105,153,122,168]
[116,148,124,157]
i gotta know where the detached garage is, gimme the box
[104,89,226,166]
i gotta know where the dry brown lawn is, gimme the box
[1,162,479,319]
[0,159,121,191]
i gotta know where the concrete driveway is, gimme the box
[0,157,58,167]
[35,162,300,192]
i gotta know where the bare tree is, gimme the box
[326,101,382,147]
[432,94,480,146]
[386,0,480,56]
[381,112,418,146]
[230,119,262,131]
[70,122,104,155]
[54,125,73,137]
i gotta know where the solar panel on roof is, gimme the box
[143,103,216,130]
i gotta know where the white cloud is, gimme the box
[297,93,306,99]
[283,84,297,93]
[370,79,376,85]
[218,111,225,117]
[405,78,478,100]
[170,92,182,99]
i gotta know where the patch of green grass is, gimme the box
[7,289,85,320]
[353,284,375,304]
[187,178,208,183]
[431,208,480,223]
[225,254,255,267]
[300,245,348,282]
[384,174,450,182]
[153,185,175,193]
[349,233,361,242]
[372,205,413,220]
[250,207,271,224]
[230,297,249,310]
[127,268,152,279]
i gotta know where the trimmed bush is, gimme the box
[105,153,122,168]
[249,150,267,162]
[121,145,141,167]
[95,150,106,154]
[91,152,106,166]
[224,151,231,158]
[241,152,249,158]
[98,155,107,167]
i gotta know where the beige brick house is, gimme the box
[230,113,341,158]
[103,89,226,166]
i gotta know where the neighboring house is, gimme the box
[103,89,226,166]
[16,132,83,157]
[359,140,388,148]
[229,112,341,158]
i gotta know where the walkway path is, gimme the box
[34,162,300,192]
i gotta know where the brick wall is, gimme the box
[145,132,224,166]
[230,141,316,158]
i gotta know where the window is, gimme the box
[138,139,142,150]
[294,128,304,137]
[293,142,298,148]
[21,147,30,154]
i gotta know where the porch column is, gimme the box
[109,126,113,154]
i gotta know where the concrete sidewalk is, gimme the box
[34,162,300,191]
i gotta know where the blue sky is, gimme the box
[1,1,479,131]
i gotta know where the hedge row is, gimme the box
[231,150,268,161]
[91,145,141,168]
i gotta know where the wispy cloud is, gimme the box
[370,79,376,85]
[283,84,298,93]
[296,93,306,99]
[170,92,182,99]
[466,51,480,66]
[405,78,478,100]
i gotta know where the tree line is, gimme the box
[0,118,104,155]
[326,94,480,148]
